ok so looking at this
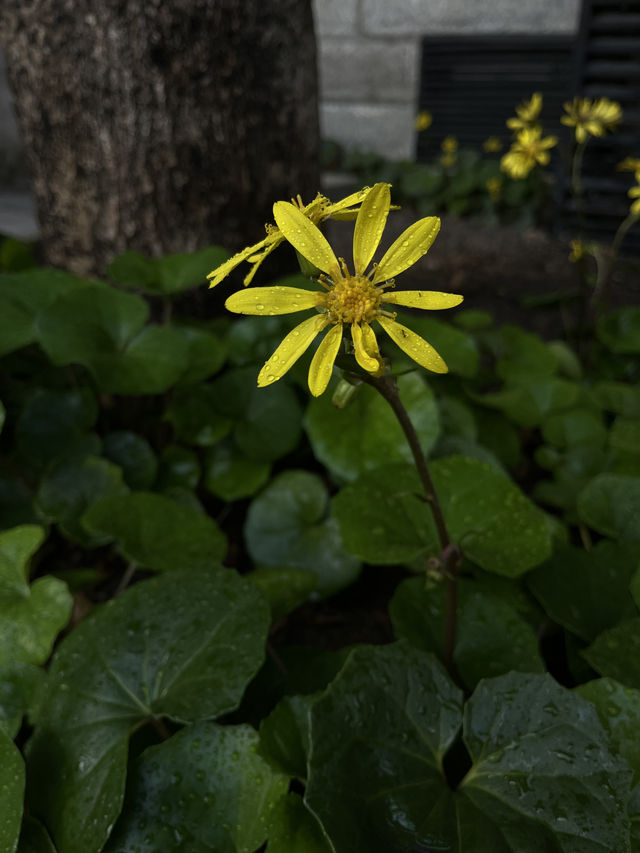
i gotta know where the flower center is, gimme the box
[325,273,382,324]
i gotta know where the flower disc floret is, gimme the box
[224,183,463,397]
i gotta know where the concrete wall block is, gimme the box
[320,102,415,160]
[361,0,581,36]
[318,38,419,102]
[313,0,359,37]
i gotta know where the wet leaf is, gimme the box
[0,730,25,853]
[203,439,271,501]
[102,431,158,490]
[266,793,332,853]
[578,474,640,540]
[26,568,270,853]
[583,618,640,689]
[15,388,98,468]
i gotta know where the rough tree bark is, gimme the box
[0,0,320,276]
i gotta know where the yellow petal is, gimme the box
[377,315,448,374]
[207,239,268,287]
[273,201,339,276]
[352,183,391,274]
[243,240,280,287]
[225,286,325,315]
[323,186,371,216]
[351,322,380,373]
[258,314,330,387]
[381,290,463,310]
[373,217,440,284]
[308,323,343,397]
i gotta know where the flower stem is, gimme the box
[361,373,461,674]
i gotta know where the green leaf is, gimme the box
[106,251,157,290]
[577,678,640,785]
[233,382,303,463]
[17,818,58,853]
[266,794,332,853]
[395,316,479,377]
[203,439,271,501]
[26,568,270,853]
[0,662,44,738]
[583,618,640,689]
[390,577,544,688]
[305,373,439,482]
[597,307,640,354]
[460,672,632,853]
[306,642,463,851]
[0,237,36,272]
[542,408,607,449]
[0,268,85,357]
[82,491,226,571]
[36,286,189,393]
[528,541,640,642]
[157,445,201,490]
[578,474,640,540]
[102,431,158,490]
[245,471,360,597]
[334,457,552,576]
[472,376,580,428]
[591,381,640,418]
[0,730,25,853]
[36,453,128,545]
[164,385,232,447]
[15,388,98,468]
[105,722,287,853]
[259,694,314,779]
[174,324,227,384]
[247,566,317,622]
[108,246,231,296]
[611,418,640,456]
[0,526,72,667]
[495,325,558,380]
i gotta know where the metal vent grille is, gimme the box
[416,36,574,157]
[563,0,640,248]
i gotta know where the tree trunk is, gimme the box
[0,0,320,277]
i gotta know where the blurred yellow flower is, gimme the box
[483,136,503,153]
[224,183,463,396]
[441,136,458,154]
[629,173,640,216]
[506,93,542,133]
[415,110,432,131]
[561,97,622,143]
[568,239,585,263]
[207,188,376,288]
[618,156,640,172]
[486,176,502,200]
[501,127,558,179]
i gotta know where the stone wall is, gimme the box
[313,0,582,159]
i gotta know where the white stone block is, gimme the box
[362,0,581,36]
[318,38,419,102]
[320,102,415,160]
[313,0,359,37]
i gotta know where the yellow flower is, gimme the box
[500,127,557,179]
[568,239,585,263]
[441,136,458,154]
[628,175,640,216]
[440,153,457,167]
[506,93,542,133]
[483,136,503,153]
[207,188,376,288]
[415,110,432,131]
[618,156,640,172]
[225,183,463,397]
[561,97,622,143]
[486,176,502,200]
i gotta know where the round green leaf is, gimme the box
[154,246,231,295]
[542,408,607,449]
[102,431,158,490]
[528,541,640,642]
[472,376,580,429]
[204,439,271,501]
[0,268,85,357]
[174,324,227,384]
[234,382,303,463]
[305,373,440,482]
[82,491,226,571]
[16,388,98,468]
[259,694,314,780]
[460,672,632,853]
[164,385,232,447]
[390,577,544,689]
[0,730,25,853]
[306,643,463,852]
[0,662,44,738]
[597,307,640,354]
[267,794,332,853]
[105,722,287,853]
[578,474,640,540]
[157,445,201,490]
[248,566,317,622]
[36,453,128,545]
[26,568,270,853]
[106,250,157,290]
[591,381,640,418]
[245,471,361,597]
[0,524,45,598]
[495,325,558,380]
[583,617,640,690]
